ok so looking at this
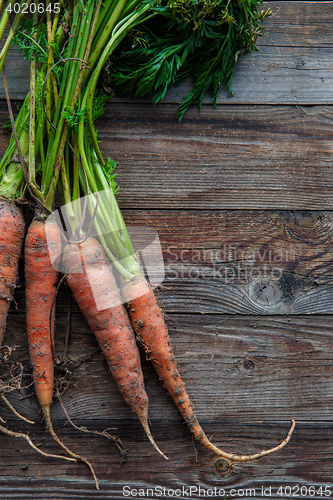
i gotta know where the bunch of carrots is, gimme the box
[0,0,295,489]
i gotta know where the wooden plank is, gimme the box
[0,2,332,495]
[0,52,29,100]
[0,102,332,210]
[95,102,333,211]
[0,211,331,494]
[1,2,333,104]
[1,419,332,499]
[3,292,333,422]
[165,1,333,105]
[121,209,333,314]
[167,45,333,106]
[4,101,333,211]
[257,1,333,48]
[1,308,333,496]
[4,207,333,316]
[0,419,332,499]
[0,25,30,99]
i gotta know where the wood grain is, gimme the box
[2,102,333,211]
[1,305,333,497]
[95,102,333,211]
[120,210,333,314]
[0,419,332,499]
[2,269,333,423]
[5,208,333,316]
[1,211,332,493]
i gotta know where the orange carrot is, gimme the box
[62,237,167,460]
[122,275,295,462]
[0,200,25,347]
[0,203,72,454]
[0,200,34,423]
[25,217,61,414]
[0,209,99,477]
[25,219,99,484]
[25,217,100,487]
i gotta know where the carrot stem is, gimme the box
[28,11,37,187]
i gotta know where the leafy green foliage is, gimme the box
[61,95,111,131]
[12,19,48,64]
[92,94,111,122]
[2,104,21,132]
[62,105,87,131]
[111,0,271,119]
[2,116,12,131]
[12,18,62,78]
[102,158,119,194]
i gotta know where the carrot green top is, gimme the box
[0,0,269,277]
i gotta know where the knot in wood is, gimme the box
[249,278,282,307]
[236,358,255,374]
[295,56,305,69]
[214,458,231,474]
[243,359,254,371]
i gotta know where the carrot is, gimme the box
[25,217,100,487]
[24,218,65,433]
[25,217,60,415]
[0,204,70,458]
[62,236,167,460]
[0,200,36,425]
[0,202,77,456]
[0,200,25,347]
[122,275,295,462]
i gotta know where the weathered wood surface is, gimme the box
[1,299,333,498]
[1,1,333,498]
[0,419,332,499]
[1,2,333,104]
[3,294,333,422]
[98,103,333,210]
[122,209,333,314]
[1,208,333,497]
[2,102,333,211]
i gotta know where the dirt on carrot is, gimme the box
[62,236,167,460]
[24,216,100,486]
[25,217,61,412]
[0,205,77,458]
[0,200,34,424]
[0,200,25,347]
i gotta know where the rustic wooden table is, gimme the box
[1,1,333,498]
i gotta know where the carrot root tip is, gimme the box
[138,414,168,460]
[1,395,35,425]
[0,424,79,461]
[213,418,296,463]
[43,405,100,489]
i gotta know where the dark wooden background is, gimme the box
[1,1,333,498]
